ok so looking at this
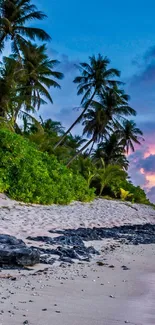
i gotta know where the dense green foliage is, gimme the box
[0,0,152,205]
[0,129,94,204]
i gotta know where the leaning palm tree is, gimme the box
[54,54,121,149]
[118,120,144,154]
[0,0,50,54]
[66,104,110,167]
[18,42,64,111]
[66,86,136,166]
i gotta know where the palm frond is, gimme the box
[16,26,51,41]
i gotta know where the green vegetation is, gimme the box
[0,0,151,205]
[0,129,94,204]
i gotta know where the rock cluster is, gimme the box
[28,234,99,264]
[1,223,155,267]
[49,223,155,245]
[0,234,39,267]
[28,223,155,264]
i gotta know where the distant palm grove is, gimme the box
[0,0,151,204]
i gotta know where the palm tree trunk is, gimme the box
[54,90,96,149]
[0,33,6,46]
[66,138,94,167]
[99,184,105,196]
[88,140,95,155]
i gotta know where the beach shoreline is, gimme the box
[0,196,155,324]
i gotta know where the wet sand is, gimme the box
[0,243,155,325]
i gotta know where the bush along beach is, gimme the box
[0,0,151,205]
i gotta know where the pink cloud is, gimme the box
[129,136,155,203]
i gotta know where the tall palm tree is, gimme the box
[54,54,121,149]
[0,0,50,54]
[66,86,136,166]
[118,120,144,153]
[18,42,64,111]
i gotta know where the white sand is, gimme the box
[0,194,155,325]
[0,194,155,240]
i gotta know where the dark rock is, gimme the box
[0,235,40,267]
[27,223,155,265]
[121,265,130,270]
[59,257,74,264]
[29,240,99,264]
[27,234,84,247]
[49,223,155,245]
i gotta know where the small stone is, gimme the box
[55,310,61,313]
[122,265,130,271]
[109,295,115,298]
[11,277,17,281]
[96,261,104,266]
[42,308,47,311]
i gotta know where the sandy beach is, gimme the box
[0,194,155,325]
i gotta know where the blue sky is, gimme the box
[33,0,155,202]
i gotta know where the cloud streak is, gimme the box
[130,45,155,88]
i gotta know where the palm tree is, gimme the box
[118,120,144,153]
[66,86,136,166]
[92,133,129,170]
[40,118,65,136]
[54,54,121,149]
[0,0,50,54]
[65,134,86,150]
[66,104,109,166]
[97,159,126,196]
[0,45,63,127]
[18,42,63,111]
[0,56,21,118]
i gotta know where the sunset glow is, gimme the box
[144,144,155,158]
[140,168,155,189]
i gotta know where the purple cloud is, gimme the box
[130,45,155,87]
[148,186,155,203]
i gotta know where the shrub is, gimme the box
[109,178,150,204]
[120,188,133,201]
[0,129,95,204]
